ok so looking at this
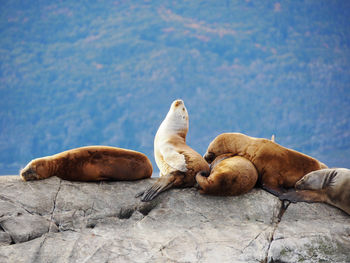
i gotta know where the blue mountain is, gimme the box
[1,0,349,174]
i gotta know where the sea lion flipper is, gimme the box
[261,184,286,197]
[140,174,176,202]
[279,190,326,203]
[135,190,145,198]
[160,146,188,172]
[279,191,301,203]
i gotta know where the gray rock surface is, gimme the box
[0,175,349,263]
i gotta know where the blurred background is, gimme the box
[1,0,349,175]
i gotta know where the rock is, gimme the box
[0,231,11,246]
[268,202,350,263]
[0,213,58,244]
[0,175,349,262]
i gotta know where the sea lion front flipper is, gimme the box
[160,146,188,172]
[195,171,212,193]
[140,174,177,202]
[279,190,327,204]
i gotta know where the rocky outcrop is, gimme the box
[0,176,349,262]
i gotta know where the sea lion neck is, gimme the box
[225,133,252,156]
[158,114,188,139]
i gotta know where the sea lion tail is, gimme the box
[140,174,176,202]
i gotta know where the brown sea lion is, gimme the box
[196,154,258,196]
[138,99,209,201]
[204,133,327,196]
[20,146,153,181]
[279,168,350,215]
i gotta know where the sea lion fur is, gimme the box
[139,99,209,201]
[196,154,258,196]
[279,168,350,215]
[20,146,153,181]
[204,133,327,196]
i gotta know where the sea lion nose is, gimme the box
[20,167,36,181]
[174,99,184,107]
[198,171,210,177]
[204,152,215,163]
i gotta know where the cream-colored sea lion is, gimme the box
[138,99,209,201]
[196,154,258,196]
[271,134,275,142]
[279,168,350,215]
[20,146,153,181]
[204,133,327,196]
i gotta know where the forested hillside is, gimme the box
[1,0,349,174]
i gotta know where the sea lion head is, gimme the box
[20,158,50,181]
[204,152,216,164]
[204,134,229,164]
[163,99,189,137]
[295,170,324,190]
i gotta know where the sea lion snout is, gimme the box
[174,99,184,107]
[197,171,210,178]
[204,152,216,163]
[20,166,38,181]
[295,182,303,190]
[295,177,307,190]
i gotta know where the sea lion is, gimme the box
[279,168,350,215]
[204,133,327,196]
[138,99,209,201]
[271,134,275,142]
[20,146,153,181]
[196,154,258,196]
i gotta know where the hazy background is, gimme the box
[1,0,349,175]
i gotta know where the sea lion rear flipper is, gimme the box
[279,190,326,203]
[135,190,145,198]
[140,174,176,202]
[261,185,286,197]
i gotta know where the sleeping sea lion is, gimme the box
[279,168,350,215]
[204,133,327,196]
[20,146,153,181]
[196,154,258,196]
